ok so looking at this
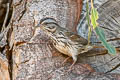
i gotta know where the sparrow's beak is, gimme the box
[35,24,44,31]
[35,23,41,28]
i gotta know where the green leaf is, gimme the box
[98,27,106,39]
[91,8,99,29]
[86,1,90,26]
[95,27,116,54]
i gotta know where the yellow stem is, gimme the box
[91,0,94,9]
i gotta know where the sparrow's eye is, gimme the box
[45,25,56,33]
[47,26,55,29]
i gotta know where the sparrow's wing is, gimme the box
[65,31,88,45]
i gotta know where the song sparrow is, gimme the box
[34,17,93,69]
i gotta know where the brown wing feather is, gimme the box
[65,31,88,45]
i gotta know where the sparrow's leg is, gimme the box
[61,56,71,66]
[68,55,77,71]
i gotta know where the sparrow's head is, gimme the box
[39,17,57,24]
[35,17,60,35]
[39,22,58,34]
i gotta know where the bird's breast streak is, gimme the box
[53,41,72,57]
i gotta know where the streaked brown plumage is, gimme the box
[35,17,93,69]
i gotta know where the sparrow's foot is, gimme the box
[68,60,76,72]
